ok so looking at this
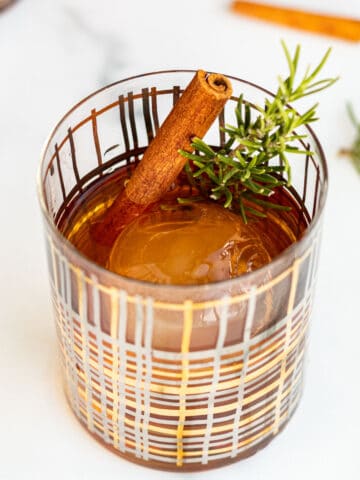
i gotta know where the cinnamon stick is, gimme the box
[92,70,232,245]
[0,0,14,10]
[231,1,360,42]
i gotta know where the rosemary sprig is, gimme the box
[179,42,338,223]
[339,103,360,174]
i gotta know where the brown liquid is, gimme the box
[58,166,310,470]
[60,165,308,283]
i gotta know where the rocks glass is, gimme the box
[37,71,327,471]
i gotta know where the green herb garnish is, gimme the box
[340,103,360,174]
[179,42,338,223]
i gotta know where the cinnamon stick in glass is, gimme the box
[231,1,360,42]
[92,70,232,245]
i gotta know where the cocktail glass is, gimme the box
[37,71,327,471]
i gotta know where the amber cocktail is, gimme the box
[38,71,327,471]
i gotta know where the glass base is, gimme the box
[67,391,300,472]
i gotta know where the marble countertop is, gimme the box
[1,0,359,478]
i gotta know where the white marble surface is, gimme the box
[1,0,360,478]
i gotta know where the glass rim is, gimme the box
[37,69,328,293]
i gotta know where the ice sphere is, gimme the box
[107,202,272,285]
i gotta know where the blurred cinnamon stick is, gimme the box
[0,0,14,10]
[231,1,360,42]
